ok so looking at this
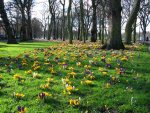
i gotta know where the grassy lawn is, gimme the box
[0,41,149,113]
[0,41,58,57]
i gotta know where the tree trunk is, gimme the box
[68,0,73,44]
[80,0,85,43]
[77,13,80,41]
[102,0,124,50]
[56,19,59,39]
[125,0,141,44]
[133,18,137,43]
[143,24,146,41]
[0,0,18,44]
[48,16,52,40]
[98,12,102,40]
[27,9,33,40]
[61,1,65,41]
[53,14,56,40]
[101,17,105,44]
[20,11,27,41]
[91,0,97,42]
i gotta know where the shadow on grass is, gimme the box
[0,45,8,48]
[45,98,61,109]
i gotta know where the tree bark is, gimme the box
[101,16,105,44]
[47,16,52,40]
[52,14,56,40]
[26,1,33,40]
[68,0,73,44]
[125,0,141,44]
[102,0,124,50]
[91,0,97,42]
[133,18,137,43]
[60,0,66,41]
[0,0,18,44]
[20,10,27,41]
[80,0,85,43]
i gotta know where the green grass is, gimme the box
[0,41,58,57]
[0,41,149,113]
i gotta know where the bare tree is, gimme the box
[26,0,34,40]
[80,0,85,42]
[102,0,124,49]
[0,0,18,44]
[60,0,66,41]
[91,0,97,42]
[12,0,34,41]
[68,0,73,44]
[139,0,150,41]
[125,0,141,44]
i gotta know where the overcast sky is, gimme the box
[4,0,69,20]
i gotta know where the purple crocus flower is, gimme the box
[39,93,46,99]
[18,64,23,70]
[18,106,24,112]
[55,57,60,62]
[63,63,68,69]
[106,63,111,68]
[101,58,106,63]
[120,68,125,75]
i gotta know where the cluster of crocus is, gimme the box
[32,72,41,78]
[101,56,106,63]
[89,60,94,65]
[40,83,50,89]
[121,56,128,61]
[105,83,111,88]
[111,76,116,81]
[68,67,74,71]
[38,92,51,100]
[21,59,27,66]
[93,57,98,62]
[25,70,32,74]
[24,53,30,59]
[61,62,68,69]
[99,67,106,72]
[102,71,108,75]
[68,72,76,78]
[106,58,112,63]
[32,61,40,71]
[69,98,80,106]
[13,74,23,80]
[54,57,61,63]
[99,67,108,76]
[81,80,93,85]
[62,78,71,85]
[87,74,95,80]
[14,92,25,98]
[76,62,81,67]
[46,78,54,83]
[44,58,51,66]
[49,67,57,75]
[18,106,27,113]
[44,61,50,66]
[65,84,75,94]
[106,63,111,68]
[84,65,91,69]
[116,68,125,75]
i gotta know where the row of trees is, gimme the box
[0,0,150,49]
